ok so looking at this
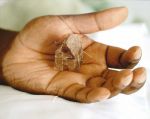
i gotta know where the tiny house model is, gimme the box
[55,34,83,71]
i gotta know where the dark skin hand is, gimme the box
[1,7,146,103]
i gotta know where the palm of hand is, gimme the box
[2,7,146,103]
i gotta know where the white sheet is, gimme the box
[0,24,150,119]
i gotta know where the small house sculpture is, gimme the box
[55,34,83,71]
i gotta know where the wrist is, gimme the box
[0,29,18,84]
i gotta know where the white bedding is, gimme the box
[0,24,150,119]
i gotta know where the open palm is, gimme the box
[2,7,146,103]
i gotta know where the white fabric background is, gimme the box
[0,24,150,119]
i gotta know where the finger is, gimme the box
[60,7,128,34]
[63,83,110,103]
[106,45,142,69]
[102,69,133,97]
[86,77,106,88]
[45,71,110,103]
[122,67,146,94]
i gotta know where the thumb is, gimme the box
[60,7,128,34]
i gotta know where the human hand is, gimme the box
[2,7,146,103]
